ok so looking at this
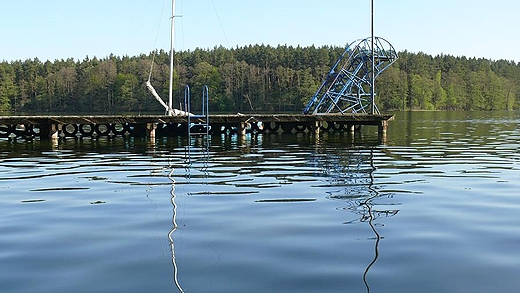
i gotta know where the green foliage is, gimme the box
[1,46,519,114]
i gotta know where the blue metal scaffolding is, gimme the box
[303,37,398,115]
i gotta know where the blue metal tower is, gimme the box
[303,37,398,115]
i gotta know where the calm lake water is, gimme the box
[1,111,519,292]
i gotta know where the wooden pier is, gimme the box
[0,113,393,142]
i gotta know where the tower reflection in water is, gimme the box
[166,135,398,292]
[320,148,398,293]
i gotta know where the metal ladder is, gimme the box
[183,85,210,180]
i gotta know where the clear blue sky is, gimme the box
[1,0,518,62]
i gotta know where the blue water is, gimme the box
[1,111,519,292]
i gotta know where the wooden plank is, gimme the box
[0,114,394,125]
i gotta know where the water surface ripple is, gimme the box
[1,111,519,292]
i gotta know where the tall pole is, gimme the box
[168,0,176,116]
[371,0,375,114]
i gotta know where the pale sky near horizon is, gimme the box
[1,0,518,62]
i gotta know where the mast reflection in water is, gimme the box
[168,158,184,292]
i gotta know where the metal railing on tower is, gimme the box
[303,37,398,115]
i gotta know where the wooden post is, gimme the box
[347,124,355,135]
[51,124,60,141]
[378,120,388,144]
[147,123,157,139]
[239,122,247,136]
[39,123,60,140]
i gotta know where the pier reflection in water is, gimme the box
[167,132,398,292]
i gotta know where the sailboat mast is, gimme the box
[168,0,176,116]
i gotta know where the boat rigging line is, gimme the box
[210,0,230,47]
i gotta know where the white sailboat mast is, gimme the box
[146,0,190,116]
[168,0,176,116]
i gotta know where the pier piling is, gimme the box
[0,113,393,143]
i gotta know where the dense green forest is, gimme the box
[1,45,519,114]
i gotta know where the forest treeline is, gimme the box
[1,45,519,114]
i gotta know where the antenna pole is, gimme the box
[168,0,176,116]
[371,0,375,114]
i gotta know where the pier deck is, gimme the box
[0,113,394,141]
